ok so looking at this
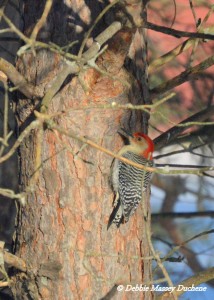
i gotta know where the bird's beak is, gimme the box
[118,128,133,139]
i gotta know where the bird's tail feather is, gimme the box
[107,200,123,229]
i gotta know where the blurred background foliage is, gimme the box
[147,1,214,298]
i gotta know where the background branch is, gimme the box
[154,105,214,150]
[151,55,214,96]
[143,21,214,40]
[158,267,214,299]
[152,211,214,220]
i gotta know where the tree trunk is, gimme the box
[12,1,153,299]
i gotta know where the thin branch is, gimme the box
[0,281,9,287]
[156,163,214,169]
[0,82,9,156]
[151,55,214,95]
[34,111,214,176]
[30,0,53,42]
[41,92,175,117]
[154,105,214,150]
[0,131,13,148]
[143,21,214,40]
[1,107,213,176]
[0,241,9,281]
[161,229,214,265]
[0,120,41,164]
[152,211,214,220]
[154,143,214,160]
[41,21,122,111]
[3,82,8,140]
[78,0,120,57]
[0,8,29,44]
[149,6,214,72]
[3,250,26,272]
[0,240,26,273]
[157,267,214,299]
[149,39,193,72]
[40,63,76,112]
[183,229,214,245]
[0,188,25,201]
[0,57,40,98]
[82,21,122,61]
[0,8,122,102]
[141,194,177,299]
[189,0,198,28]
[18,40,79,60]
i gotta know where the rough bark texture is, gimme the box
[12,1,153,299]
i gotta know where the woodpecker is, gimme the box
[108,130,154,229]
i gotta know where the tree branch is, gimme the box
[154,105,214,150]
[0,58,41,98]
[151,55,214,95]
[30,0,53,42]
[152,211,214,220]
[3,250,26,272]
[0,120,40,164]
[33,111,214,176]
[161,229,214,266]
[143,21,214,40]
[158,267,214,299]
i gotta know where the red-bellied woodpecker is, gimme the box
[108,130,154,229]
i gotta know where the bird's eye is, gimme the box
[137,137,142,141]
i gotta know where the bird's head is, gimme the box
[131,132,154,160]
[119,129,154,160]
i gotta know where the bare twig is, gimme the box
[0,120,40,164]
[158,267,214,299]
[1,106,213,176]
[41,92,175,117]
[3,82,8,140]
[151,55,214,95]
[0,8,29,44]
[30,0,53,42]
[40,63,77,113]
[0,57,40,98]
[3,250,26,272]
[143,21,214,40]
[0,281,9,287]
[141,193,177,300]
[187,4,214,68]
[78,0,120,57]
[161,229,214,265]
[189,0,198,28]
[148,29,213,72]
[0,188,25,201]
[0,82,9,156]
[33,111,214,176]
[154,105,214,150]
[82,21,122,61]
[0,131,13,148]
[155,163,214,169]
[41,21,122,111]
[152,211,214,220]
[0,8,123,103]
[0,242,9,283]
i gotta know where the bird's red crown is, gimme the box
[133,132,154,160]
